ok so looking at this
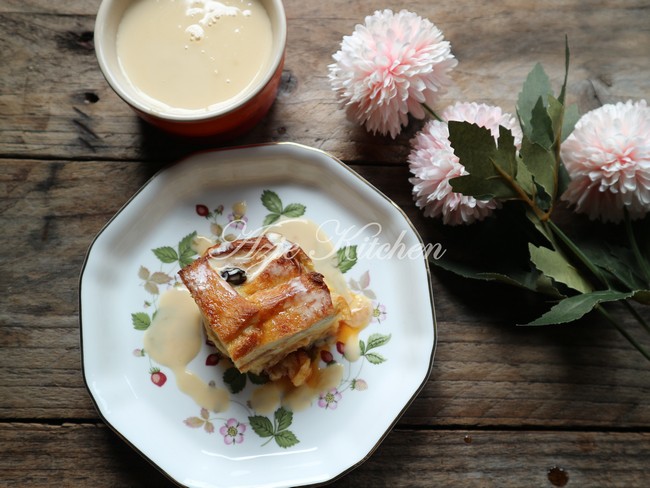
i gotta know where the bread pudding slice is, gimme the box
[179,233,339,381]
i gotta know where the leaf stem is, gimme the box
[596,305,650,361]
[491,160,549,221]
[261,437,274,447]
[422,103,443,122]
[624,208,650,285]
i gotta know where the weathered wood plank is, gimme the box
[1,423,648,487]
[2,0,649,486]
[1,1,648,162]
[1,160,649,425]
[0,1,97,15]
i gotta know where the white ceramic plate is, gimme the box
[80,143,436,488]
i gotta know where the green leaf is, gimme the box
[178,231,197,256]
[517,62,552,138]
[152,246,178,264]
[559,37,570,105]
[635,215,650,262]
[364,352,387,365]
[359,339,366,355]
[179,252,196,268]
[578,240,648,291]
[274,407,293,432]
[434,255,533,289]
[520,135,556,201]
[282,203,306,218]
[178,232,198,268]
[633,290,650,305]
[247,372,269,385]
[336,245,358,273]
[448,122,519,200]
[523,290,635,326]
[249,410,299,447]
[492,125,519,175]
[529,244,592,294]
[530,96,554,150]
[546,96,567,153]
[557,162,571,197]
[561,103,580,142]
[449,122,498,172]
[131,312,151,330]
[274,430,300,448]
[261,190,283,214]
[223,367,247,394]
[248,415,274,438]
[428,204,560,297]
[366,333,391,351]
[515,157,536,197]
[263,213,281,226]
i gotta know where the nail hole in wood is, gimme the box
[84,92,100,104]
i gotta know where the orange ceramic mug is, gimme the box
[94,0,287,139]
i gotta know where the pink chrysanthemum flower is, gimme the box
[560,99,650,223]
[328,9,457,138]
[409,102,523,225]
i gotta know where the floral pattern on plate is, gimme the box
[131,190,390,448]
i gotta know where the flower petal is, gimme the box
[561,99,650,222]
[329,9,458,138]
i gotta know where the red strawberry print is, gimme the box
[336,341,345,355]
[196,204,209,217]
[150,368,167,387]
[205,353,220,366]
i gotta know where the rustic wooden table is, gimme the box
[1,0,649,486]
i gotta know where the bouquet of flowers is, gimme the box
[329,10,650,360]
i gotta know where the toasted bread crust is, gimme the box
[179,234,338,377]
[179,254,259,343]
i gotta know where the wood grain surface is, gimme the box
[1,0,649,486]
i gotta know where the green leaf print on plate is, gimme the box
[130,189,388,450]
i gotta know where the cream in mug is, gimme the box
[116,0,273,113]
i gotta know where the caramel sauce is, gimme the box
[143,287,229,412]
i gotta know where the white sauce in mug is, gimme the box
[116,0,273,113]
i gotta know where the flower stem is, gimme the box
[596,305,650,361]
[422,103,443,122]
[546,219,610,288]
[548,218,650,352]
[623,300,650,336]
[624,208,650,286]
